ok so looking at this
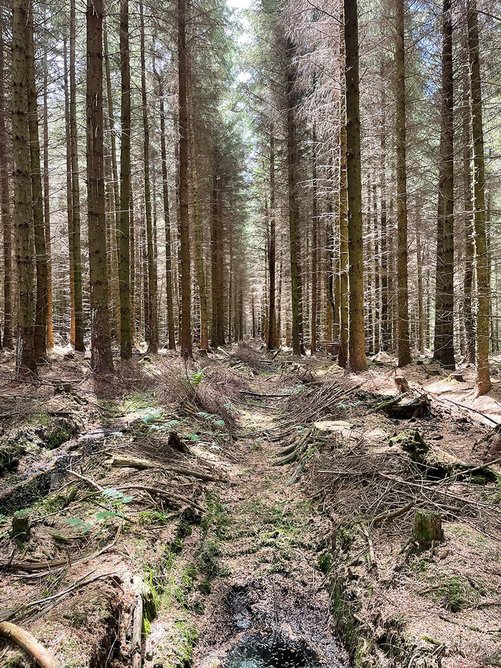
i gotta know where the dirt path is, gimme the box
[145,379,348,667]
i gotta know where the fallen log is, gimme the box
[131,575,145,668]
[0,621,57,668]
[109,455,223,482]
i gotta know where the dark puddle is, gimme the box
[224,633,320,668]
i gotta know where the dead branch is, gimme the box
[109,454,223,482]
[0,621,57,668]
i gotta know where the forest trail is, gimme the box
[146,372,348,667]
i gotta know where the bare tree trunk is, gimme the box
[266,127,277,350]
[339,79,349,367]
[286,39,304,356]
[70,0,85,351]
[139,0,158,353]
[86,0,113,373]
[433,0,455,369]
[395,0,411,366]
[42,34,53,350]
[210,164,225,348]
[118,0,132,359]
[156,74,176,350]
[467,0,491,395]
[310,127,318,354]
[178,0,192,358]
[462,42,475,364]
[0,12,13,349]
[379,66,390,351]
[12,0,37,376]
[344,0,367,372]
[27,5,48,363]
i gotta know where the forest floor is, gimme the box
[0,342,499,667]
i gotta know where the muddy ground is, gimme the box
[0,343,499,667]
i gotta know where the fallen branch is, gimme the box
[372,501,415,527]
[117,485,203,513]
[131,574,145,668]
[109,455,223,482]
[68,469,105,493]
[0,621,57,668]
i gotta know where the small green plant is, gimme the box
[189,370,204,386]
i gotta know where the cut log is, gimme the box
[413,509,443,546]
[383,394,430,419]
[0,621,57,668]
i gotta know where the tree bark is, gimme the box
[70,0,85,352]
[26,6,48,363]
[118,0,132,359]
[433,0,455,369]
[42,32,54,350]
[0,12,13,349]
[178,0,192,358]
[344,0,367,372]
[266,126,277,351]
[467,0,491,395]
[310,127,319,354]
[395,0,411,366]
[157,73,176,350]
[12,0,37,376]
[139,0,158,353]
[286,38,304,356]
[86,0,113,373]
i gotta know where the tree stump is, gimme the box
[413,509,443,546]
[11,511,30,541]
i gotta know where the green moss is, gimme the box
[428,575,482,612]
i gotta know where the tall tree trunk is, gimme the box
[104,23,121,342]
[178,0,192,358]
[86,0,113,373]
[344,0,367,372]
[433,0,455,369]
[467,0,491,395]
[190,120,208,351]
[210,165,225,348]
[339,73,349,367]
[12,0,37,376]
[139,0,158,353]
[462,38,475,364]
[310,127,318,354]
[0,12,13,349]
[63,36,75,347]
[286,39,304,356]
[379,65,390,351]
[70,0,85,351]
[27,5,48,363]
[118,0,132,359]
[42,30,53,350]
[395,0,411,366]
[157,74,176,350]
[266,127,277,350]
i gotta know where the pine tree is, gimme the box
[86,0,113,373]
[12,0,37,376]
[344,0,367,372]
